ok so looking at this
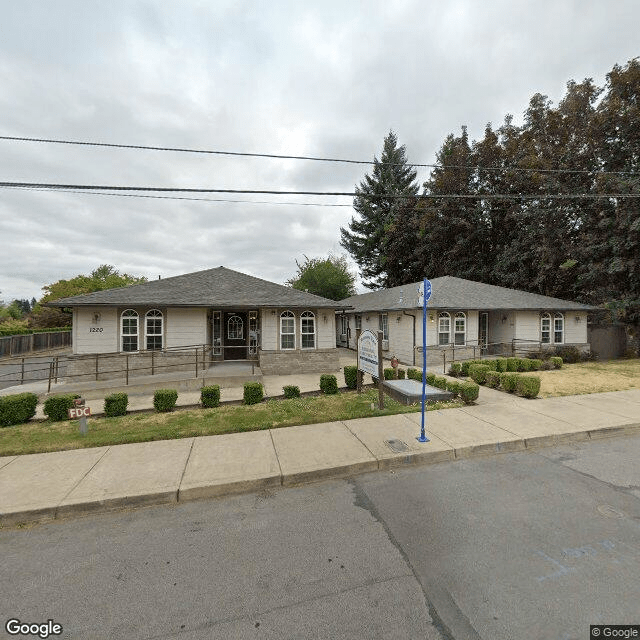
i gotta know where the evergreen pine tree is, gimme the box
[340,131,419,289]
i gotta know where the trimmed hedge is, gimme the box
[461,360,480,376]
[499,372,519,393]
[201,385,221,408]
[506,357,519,372]
[468,364,491,385]
[516,376,541,399]
[43,393,81,421]
[320,374,338,395]
[540,360,553,370]
[554,346,581,363]
[0,392,38,426]
[551,356,563,369]
[432,376,448,390]
[154,389,178,412]
[426,372,436,385]
[445,380,461,397]
[485,371,501,388]
[459,381,479,404]
[448,362,462,377]
[104,392,128,417]
[243,382,264,405]
[407,368,419,381]
[283,385,300,399]
[495,358,508,373]
[529,358,543,371]
[383,367,396,380]
[344,365,358,389]
[397,368,406,380]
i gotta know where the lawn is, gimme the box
[537,358,640,397]
[0,389,462,457]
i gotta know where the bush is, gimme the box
[243,382,264,405]
[384,367,396,380]
[539,360,553,371]
[0,392,39,426]
[554,346,580,364]
[154,389,178,412]
[343,365,358,389]
[485,371,501,388]
[484,360,498,371]
[461,360,479,376]
[283,385,300,399]
[551,356,563,369]
[320,374,338,395]
[426,372,436,385]
[529,358,543,371]
[397,368,406,379]
[506,357,519,372]
[515,358,529,372]
[499,372,519,393]
[459,381,479,404]
[200,385,221,408]
[445,380,461,397]
[432,376,448,390]
[447,362,462,377]
[516,376,541,399]
[469,364,491,385]
[495,358,508,373]
[43,393,81,421]
[104,392,128,417]
[407,368,420,381]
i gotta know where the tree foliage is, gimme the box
[286,254,356,301]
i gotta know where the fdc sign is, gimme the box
[357,329,379,377]
[68,406,91,419]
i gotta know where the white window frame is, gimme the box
[355,315,362,330]
[280,310,295,350]
[301,311,316,349]
[121,309,139,352]
[227,314,244,340]
[454,312,466,345]
[438,312,450,346]
[378,313,389,341]
[541,312,551,344]
[554,313,564,344]
[145,309,163,351]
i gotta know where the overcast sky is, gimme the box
[1,0,638,303]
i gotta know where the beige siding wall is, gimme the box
[564,312,588,343]
[514,311,540,341]
[73,307,118,354]
[488,311,515,344]
[260,309,278,350]
[317,310,336,349]
[165,308,207,348]
[514,310,588,345]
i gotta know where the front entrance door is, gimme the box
[224,312,248,360]
[479,312,488,355]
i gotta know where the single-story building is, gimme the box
[336,276,597,366]
[49,266,348,376]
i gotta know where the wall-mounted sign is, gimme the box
[357,329,379,377]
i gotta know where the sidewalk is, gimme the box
[1,387,639,528]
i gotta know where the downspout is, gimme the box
[403,310,416,366]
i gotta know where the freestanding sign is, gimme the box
[357,329,379,377]
[68,398,90,435]
[417,278,432,443]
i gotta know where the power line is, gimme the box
[1,134,639,177]
[2,181,639,199]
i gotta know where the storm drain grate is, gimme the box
[384,438,409,453]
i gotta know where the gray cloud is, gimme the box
[1,0,638,302]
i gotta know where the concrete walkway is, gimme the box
[1,385,640,528]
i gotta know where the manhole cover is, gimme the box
[597,504,625,519]
[384,438,409,453]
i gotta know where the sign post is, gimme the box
[417,278,432,443]
[68,398,91,435]
[357,329,383,409]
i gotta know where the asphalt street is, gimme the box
[1,434,639,639]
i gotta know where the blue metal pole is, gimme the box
[418,277,430,443]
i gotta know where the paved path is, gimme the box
[1,388,639,528]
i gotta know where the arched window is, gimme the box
[438,312,450,346]
[301,311,315,349]
[554,313,564,344]
[121,309,139,352]
[541,313,551,344]
[227,314,243,340]
[280,311,295,350]
[145,309,163,351]
[454,312,466,345]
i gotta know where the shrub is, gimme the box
[484,360,498,371]
[407,368,420,381]
[459,381,479,404]
[515,358,529,372]
[551,356,563,369]
[243,382,264,405]
[516,376,541,399]
[447,362,462,377]
[485,371,501,388]
[554,346,580,364]
[539,360,553,371]
[426,372,436,385]
[320,374,338,395]
[445,380,461,397]
[461,360,479,376]
[384,367,396,380]
[469,364,491,385]
[529,358,543,371]
[499,372,519,393]
[506,357,519,372]
[104,392,128,417]
[0,392,39,427]
[397,368,406,380]
[433,376,448,390]
[43,393,80,421]
[154,389,178,412]
[495,358,508,373]
[283,385,300,399]
[200,385,221,408]
[343,365,358,389]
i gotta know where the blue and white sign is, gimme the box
[357,330,379,377]
[417,279,432,307]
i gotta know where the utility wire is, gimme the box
[2,181,639,199]
[1,134,639,177]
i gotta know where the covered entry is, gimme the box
[212,310,259,361]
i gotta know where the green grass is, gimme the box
[0,389,463,457]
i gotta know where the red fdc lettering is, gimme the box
[68,407,91,419]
